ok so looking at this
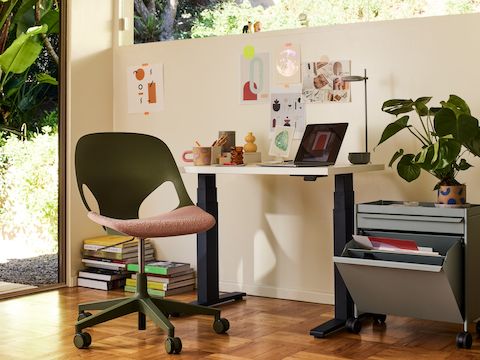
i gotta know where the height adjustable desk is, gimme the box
[183,163,383,336]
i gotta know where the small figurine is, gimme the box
[244,132,257,153]
[253,21,261,32]
[230,146,244,165]
[242,21,252,34]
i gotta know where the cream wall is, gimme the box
[67,1,114,285]
[68,9,480,302]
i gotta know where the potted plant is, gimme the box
[377,95,480,206]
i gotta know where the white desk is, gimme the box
[182,163,384,338]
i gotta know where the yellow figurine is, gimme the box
[244,131,257,153]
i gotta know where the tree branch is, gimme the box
[35,1,59,65]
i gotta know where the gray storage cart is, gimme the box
[334,200,480,348]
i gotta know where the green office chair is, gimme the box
[74,132,229,354]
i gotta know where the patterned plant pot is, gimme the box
[437,184,467,206]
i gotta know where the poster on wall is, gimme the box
[270,85,305,139]
[302,60,351,103]
[240,46,270,103]
[273,43,301,86]
[127,63,164,114]
[269,126,295,158]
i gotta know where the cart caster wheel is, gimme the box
[73,332,92,349]
[456,332,472,349]
[476,321,480,334]
[169,312,180,318]
[77,311,92,321]
[213,318,230,334]
[165,336,182,354]
[373,314,387,324]
[345,317,362,334]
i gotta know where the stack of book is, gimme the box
[125,261,195,297]
[78,235,155,290]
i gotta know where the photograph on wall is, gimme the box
[240,47,269,103]
[269,126,295,158]
[273,43,301,86]
[127,63,164,114]
[302,60,351,103]
[270,86,305,139]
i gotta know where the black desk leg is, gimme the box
[310,173,355,338]
[195,173,246,306]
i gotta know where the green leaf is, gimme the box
[388,149,404,167]
[432,138,461,170]
[40,9,59,34]
[456,158,472,171]
[434,108,457,137]
[381,99,414,115]
[377,115,410,146]
[413,97,432,116]
[0,25,48,75]
[397,154,421,182]
[441,94,471,117]
[36,73,58,85]
[457,114,479,143]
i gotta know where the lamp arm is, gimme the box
[363,68,368,153]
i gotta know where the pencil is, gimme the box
[195,141,201,147]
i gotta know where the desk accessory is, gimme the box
[218,131,235,153]
[243,131,262,164]
[230,146,244,165]
[342,69,370,164]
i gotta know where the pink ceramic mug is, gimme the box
[182,147,211,166]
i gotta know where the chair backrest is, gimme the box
[75,132,193,221]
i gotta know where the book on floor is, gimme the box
[82,248,154,261]
[127,261,190,275]
[124,284,194,297]
[131,269,194,284]
[126,277,195,291]
[78,277,126,291]
[78,268,129,281]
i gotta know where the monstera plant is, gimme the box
[377,95,480,205]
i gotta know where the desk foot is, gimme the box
[193,292,246,307]
[310,318,346,338]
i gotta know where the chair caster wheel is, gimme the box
[373,314,387,324]
[476,321,480,334]
[77,311,92,321]
[73,332,92,349]
[213,318,230,334]
[345,317,362,334]
[165,337,182,354]
[456,331,472,349]
[169,312,180,318]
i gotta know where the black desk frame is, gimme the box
[195,172,356,337]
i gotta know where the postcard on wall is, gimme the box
[127,63,164,114]
[269,126,295,158]
[240,51,270,103]
[270,85,305,139]
[273,43,301,86]
[302,60,351,103]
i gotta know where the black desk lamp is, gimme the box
[343,69,370,164]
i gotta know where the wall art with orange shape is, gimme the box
[240,46,269,104]
[127,63,164,114]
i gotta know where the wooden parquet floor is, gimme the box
[0,287,479,359]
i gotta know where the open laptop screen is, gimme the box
[294,123,348,164]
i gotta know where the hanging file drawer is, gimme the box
[334,236,464,323]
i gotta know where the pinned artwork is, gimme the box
[241,45,269,103]
[302,60,351,103]
[270,86,305,139]
[127,63,164,114]
[274,43,301,86]
[269,126,295,158]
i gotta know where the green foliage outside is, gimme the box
[0,117,58,254]
[134,0,480,43]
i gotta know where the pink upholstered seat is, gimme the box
[88,205,215,239]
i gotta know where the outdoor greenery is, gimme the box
[134,0,480,43]
[0,0,59,255]
[377,95,480,188]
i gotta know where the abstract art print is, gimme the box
[240,46,269,103]
[127,63,164,114]
[269,126,295,158]
[302,60,351,103]
[270,87,305,139]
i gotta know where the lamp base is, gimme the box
[348,152,370,165]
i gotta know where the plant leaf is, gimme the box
[377,115,409,146]
[36,73,58,85]
[0,25,48,75]
[413,97,432,116]
[397,154,421,182]
[457,114,479,143]
[40,9,59,34]
[456,158,472,171]
[381,99,414,115]
[432,138,461,170]
[441,94,471,117]
[388,149,404,167]
[434,108,457,137]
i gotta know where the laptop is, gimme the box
[258,123,348,167]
